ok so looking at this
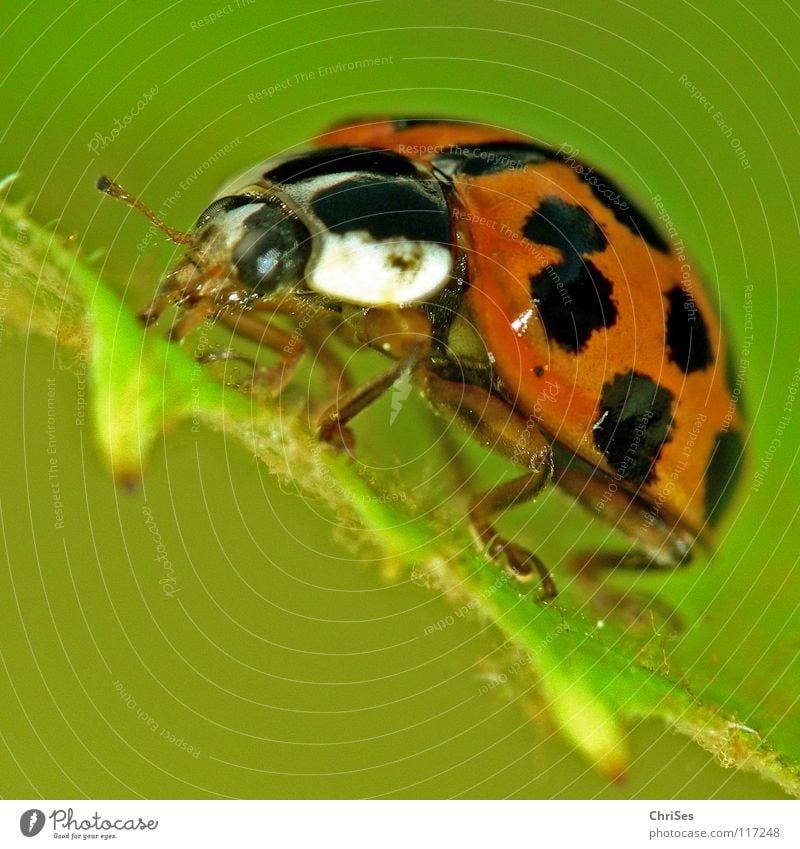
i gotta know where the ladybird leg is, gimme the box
[139,268,187,326]
[554,459,692,627]
[139,291,174,327]
[303,319,353,398]
[248,293,317,319]
[220,309,303,355]
[213,310,305,396]
[415,368,556,597]
[316,354,417,451]
[248,298,353,400]
[140,262,227,327]
[167,298,216,342]
[196,349,294,399]
[469,474,557,596]
[569,550,686,633]
[314,307,434,450]
[555,460,694,571]
[571,551,685,631]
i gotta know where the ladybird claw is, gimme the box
[318,420,356,453]
[483,534,557,600]
[165,324,183,343]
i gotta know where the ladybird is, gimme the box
[98,116,746,598]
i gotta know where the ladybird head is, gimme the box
[97,176,315,324]
[98,155,454,324]
[185,190,312,299]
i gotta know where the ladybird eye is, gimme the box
[194,194,259,230]
[231,203,312,295]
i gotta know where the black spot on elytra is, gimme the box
[665,285,713,373]
[593,370,674,485]
[574,166,671,253]
[522,197,607,255]
[524,197,615,352]
[310,177,451,244]
[265,147,420,185]
[705,429,745,525]
[433,142,553,177]
[531,260,617,353]
[534,365,545,377]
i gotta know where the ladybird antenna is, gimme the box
[96,176,193,246]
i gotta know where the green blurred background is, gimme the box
[2,0,799,798]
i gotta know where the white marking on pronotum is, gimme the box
[201,202,263,250]
[309,231,452,306]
